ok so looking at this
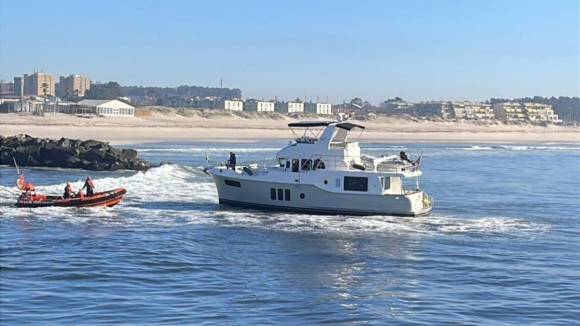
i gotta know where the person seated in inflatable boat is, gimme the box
[63,182,74,199]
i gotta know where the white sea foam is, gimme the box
[0,164,218,205]
[0,161,553,237]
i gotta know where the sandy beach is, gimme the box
[1,109,578,144]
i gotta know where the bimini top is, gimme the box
[287,121,365,130]
[335,122,365,130]
[287,121,333,128]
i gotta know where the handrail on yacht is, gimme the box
[266,153,420,174]
[207,154,420,176]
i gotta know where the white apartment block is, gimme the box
[493,102,525,120]
[244,100,275,112]
[452,102,494,119]
[275,101,304,113]
[304,102,332,115]
[222,99,243,111]
[522,103,561,123]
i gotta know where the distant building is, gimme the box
[418,102,453,118]
[275,101,304,113]
[56,74,91,97]
[78,99,135,116]
[378,100,415,110]
[522,103,561,123]
[244,100,275,112]
[190,98,243,111]
[376,100,417,115]
[493,102,525,121]
[13,77,23,97]
[23,72,56,96]
[0,81,14,94]
[304,102,332,115]
[451,102,493,119]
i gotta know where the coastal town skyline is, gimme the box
[1,1,579,104]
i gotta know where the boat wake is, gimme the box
[0,164,551,237]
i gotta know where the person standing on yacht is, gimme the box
[228,152,237,170]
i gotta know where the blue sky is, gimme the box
[1,0,578,104]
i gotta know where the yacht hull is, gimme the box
[211,173,431,217]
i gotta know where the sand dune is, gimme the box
[1,108,578,144]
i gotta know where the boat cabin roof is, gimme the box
[287,121,365,130]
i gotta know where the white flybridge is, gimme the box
[205,115,433,216]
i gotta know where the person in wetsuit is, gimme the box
[83,176,95,196]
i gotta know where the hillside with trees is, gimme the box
[83,82,242,102]
[83,82,124,100]
[121,85,242,100]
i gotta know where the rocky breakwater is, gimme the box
[0,134,151,171]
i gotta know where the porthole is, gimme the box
[300,193,305,199]
[323,180,328,185]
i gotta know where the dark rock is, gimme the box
[12,151,29,166]
[71,139,83,148]
[66,156,83,169]
[49,146,76,165]
[58,137,71,147]
[0,151,11,165]
[104,152,118,164]
[83,148,106,162]
[130,158,151,171]
[121,149,138,160]
[43,141,56,151]
[95,163,107,171]
[1,135,151,171]
[82,139,102,148]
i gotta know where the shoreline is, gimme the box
[1,111,578,144]
[1,124,578,144]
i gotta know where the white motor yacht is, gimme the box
[205,116,433,216]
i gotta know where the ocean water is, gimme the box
[0,140,579,325]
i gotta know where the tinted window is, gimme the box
[224,179,241,187]
[292,159,299,172]
[270,188,276,200]
[344,177,368,192]
[277,188,283,201]
[301,159,312,171]
[284,189,291,201]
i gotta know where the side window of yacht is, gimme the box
[344,177,368,192]
[292,159,299,173]
[224,179,241,188]
[381,177,391,190]
[301,159,312,171]
[286,161,290,169]
[278,158,285,167]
